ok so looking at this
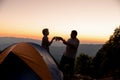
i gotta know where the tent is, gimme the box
[0,42,63,80]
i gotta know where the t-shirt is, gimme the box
[63,38,79,59]
[41,36,50,52]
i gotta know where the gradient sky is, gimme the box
[0,0,120,44]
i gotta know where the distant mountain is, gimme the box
[50,44,103,62]
[0,37,103,62]
[0,37,41,50]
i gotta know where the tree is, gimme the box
[93,26,120,78]
[75,53,93,76]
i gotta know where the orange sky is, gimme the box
[0,0,120,44]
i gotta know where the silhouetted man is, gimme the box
[59,30,79,79]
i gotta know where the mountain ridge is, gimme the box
[0,37,103,62]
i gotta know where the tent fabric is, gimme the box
[29,42,63,80]
[0,52,41,80]
[0,42,62,80]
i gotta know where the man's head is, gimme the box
[42,28,49,36]
[71,30,77,39]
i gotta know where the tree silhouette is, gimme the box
[75,53,93,76]
[93,26,120,78]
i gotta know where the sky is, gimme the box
[0,0,120,44]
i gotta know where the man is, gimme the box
[59,30,79,79]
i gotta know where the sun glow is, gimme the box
[0,0,120,44]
